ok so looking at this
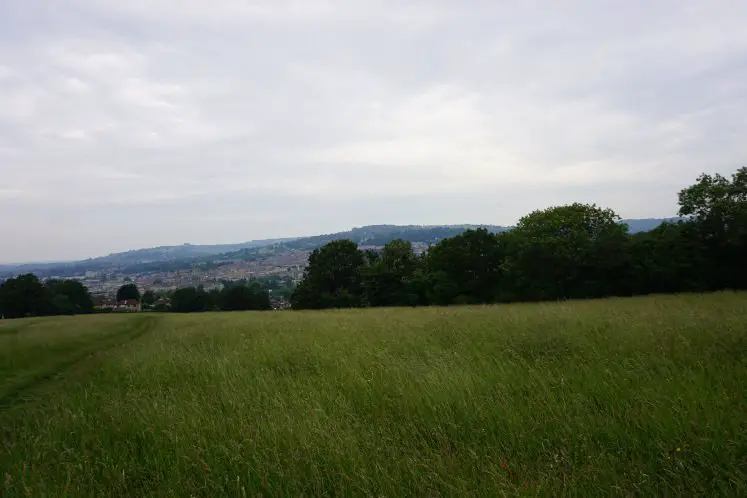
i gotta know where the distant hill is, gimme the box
[216,224,511,261]
[623,217,685,233]
[1,219,682,278]
[0,238,296,278]
[215,219,679,262]
[83,238,298,265]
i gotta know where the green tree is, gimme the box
[291,240,366,309]
[628,221,709,294]
[51,294,75,315]
[404,265,437,306]
[0,274,50,319]
[222,284,271,311]
[45,279,94,314]
[116,284,141,303]
[504,204,629,301]
[284,168,747,311]
[171,287,209,313]
[678,167,747,222]
[425,229,505,304]
[362,239,420,307]
[678,167,747,289]
[206,288,223,310]
[141,290,156,308]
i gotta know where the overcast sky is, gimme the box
[2,1,746,262]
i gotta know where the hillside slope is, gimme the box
[1,219,681,277]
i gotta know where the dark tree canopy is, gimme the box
[116,284,141,303]
[504,204,629,301]
[677,167,747,289]
[362,239,420,307]
[170,287,210,313]
[222,284,271,311]
[426,229,505,304]
[678,167,747,223]
[170,283,271,313]
[291,168,747,310]
[141,290,156,307]
[45,279,94,315]
[0,274,49,319]
[0,274,93,319]
[291,240,366,309]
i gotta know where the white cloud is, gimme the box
[74,0,456,30]
[1,0,747,261]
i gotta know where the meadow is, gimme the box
[1,293,746,496]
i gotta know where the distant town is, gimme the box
[76,250,309,295]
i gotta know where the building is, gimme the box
[117,299,141,312]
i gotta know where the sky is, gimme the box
[2,1,747,262]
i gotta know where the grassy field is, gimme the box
[1,294,746,496]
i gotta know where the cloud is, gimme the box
[1,0,747,261]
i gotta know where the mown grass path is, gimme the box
[0,316,159,411]
[1,295,746,496]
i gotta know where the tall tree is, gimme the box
[222,284,271,311]
[504,204,629,301]
[0,274,49,319]
[116,284,141,302]
[141,290,156,308]
[171,287,209,313]
[678,167,747,222]
[426,229,505,304]
[362,239,420,306]
[45,279,94,314]
[628,221,709,294]
[678,167,747,289]
[291,240,366,309]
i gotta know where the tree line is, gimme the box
[0,278,271,319]
[2,168,744,318]
[168,282,271,313]
[0,275,94,318]
[291,168,747,309]
[119,281,272,313]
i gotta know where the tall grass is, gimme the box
[1,293,746,496]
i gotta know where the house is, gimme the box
[93,295,116,310]
[116,299,141,312]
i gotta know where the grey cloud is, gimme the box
[1,0,747,261]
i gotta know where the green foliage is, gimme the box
[0,274,49,319]
[170,283,271,313]
[678,167,747,222]
[44,279,94,314]
[628,221,709,294]
[170,287,211,313]
[291,240,366,309]
[221,284,271,311]
[362,239,420,307]
[1,295,746,495]
[116,284,141,303]
[504,203,629,300]
[141,290,156,307]
[678,167,747,289]
[426,229,506,304]
[0,275,93,319]
[293,169,747,310]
